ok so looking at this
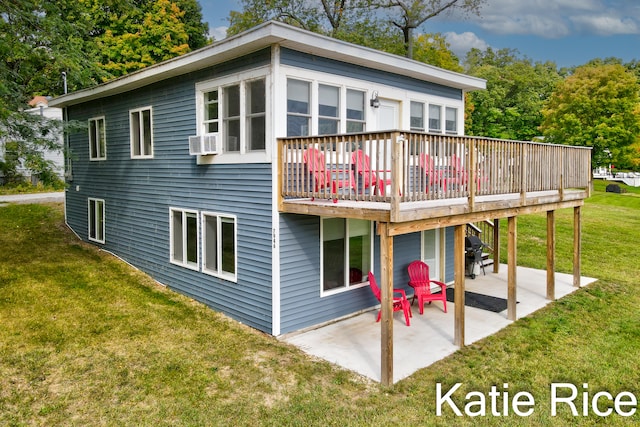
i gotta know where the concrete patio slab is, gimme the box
[282,265,597,383]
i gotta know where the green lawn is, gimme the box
[1,181,639,425]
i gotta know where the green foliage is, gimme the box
[95,0,192,77]
[1,0,209,189]
[412,33,463,72]
[540,64,640,170]
[373,0,486,58]
[464,48,562,140]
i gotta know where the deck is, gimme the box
[278,131,592,224]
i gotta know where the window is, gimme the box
[318,84,340,135]
[203,90,219,133]
[410,101,425,131]
[421,229,439,279]
[88,198,105,243]
[287,79,311,136]
[322,218,372,293]
[202,212,237,281]
[445,107,458,134]
[224,84,240,152]
[199,77,266,155]
[346,89,365,133]
[88,117,106,160]
[246,79,266,151]
[429,104,441,133]
[130,107,153,158]
[170,208,199,270]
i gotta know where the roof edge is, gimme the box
[50,21,485,108]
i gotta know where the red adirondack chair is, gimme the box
[368,271,412,326]
[303,147,353,201]
[419,153,447,192]
[352,149,391,196]
[407,260,447,314]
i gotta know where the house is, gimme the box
[50,21,591,385]
[0,96,64,184]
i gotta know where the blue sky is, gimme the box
[199,0,640,68]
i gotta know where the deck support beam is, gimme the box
[378,222,394,386]
[507,216,517,321]
[573,206,582,287]
[546,210,556,300]
[454,224,466,347]
[493,218,500,273]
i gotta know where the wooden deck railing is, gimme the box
[279,130,591,210]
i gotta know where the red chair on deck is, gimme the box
[368,271,412,326]
[407,260,448,314]
[352,149,391,196]
[419,153,447,192]
[303,147,353,201]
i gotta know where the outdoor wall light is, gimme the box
[370,91,380,108]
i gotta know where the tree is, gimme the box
[227,0,464,71]
[464,48,561,141]
[412,33,462,72]
[96,0,192,77]
[372,0,485,58]
[0,0,210,185]
[540,64,640,170]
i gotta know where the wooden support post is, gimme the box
[546,211,556,300]
[507,216,517,321]
[493,218,500,273]
[390,132,403,223]
[573,206,582,287]
[378,222,394,386]
[454,224,465,347]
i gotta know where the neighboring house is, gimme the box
[50,22,591,377]
[0,96,64,183]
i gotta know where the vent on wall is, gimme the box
[189,134,220,156]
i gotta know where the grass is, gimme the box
[1,181,640,425]
[0,180,65,195]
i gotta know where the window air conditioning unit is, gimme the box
[189,134,220,155]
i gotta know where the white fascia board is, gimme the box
[50,21,485,108]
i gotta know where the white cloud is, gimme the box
[444,32,489,58]
[473,0,640,38]
[209,26,228,42]
[570,15,638,35]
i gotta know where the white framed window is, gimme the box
[410,101,425,131]
[197,73,267,157]
[170,208,199,270]
[203,90,219,134]
[246,78,266,151]
[223,84,241,152]
[130,106,153,158]
[445,106,458,134]
[202,212,237,282]
[429,104,442,133]
[421,229,440,280]
[88,116,106,160]
[346,89,366,133]
[318,84,340,135]
[287,78,311,136]
[88,198,105,244]
[321,218,372,295]
[286,78,367,137]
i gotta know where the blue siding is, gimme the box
[279,215,426,334]
[445,227,455,282]
[280,48,463,101]
[65,50,274,333]
[279,214,377,333]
